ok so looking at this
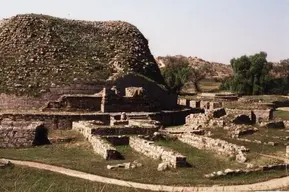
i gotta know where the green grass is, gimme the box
[0,165,147,192]
[1,129,289,186]
[199,79,221,93]
[274,110,289,120]
[210,127,287,156]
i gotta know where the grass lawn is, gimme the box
[0,165,147,192]
[1,129,289,186]
[210,127,287,157]
[274,110,289,120]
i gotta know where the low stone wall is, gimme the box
[129,136,187,168]
[178,134,248,163]
[0,121,43,148]
[0,112,110,130]
[204,163,289,179]
[253,109,273,122]
[42,94,102,112]
[72,122,121,160]
[185,108,226,128]
[226,108,273,124]
[74,120,160,136]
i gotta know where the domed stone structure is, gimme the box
[0,14,171,110]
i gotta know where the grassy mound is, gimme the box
[0,14,164,96]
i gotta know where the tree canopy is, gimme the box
[161,56,207,93]
[221,52,272,95]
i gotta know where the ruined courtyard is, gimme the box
[0,13,289,192]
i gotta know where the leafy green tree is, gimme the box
[161,56,207,93]
[267,59,289,94]
[222,52,272,95]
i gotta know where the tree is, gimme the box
[274,59,289,79]
[161,56,207,93]
[267,59,289,94]
[222,52,272,95]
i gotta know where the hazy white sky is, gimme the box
[0,0,288,63]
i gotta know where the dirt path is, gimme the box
[3,158,289,192]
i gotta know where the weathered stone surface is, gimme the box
[72,122,121,159]
[261,121,285,129]
[178,98,189,107]
[209,102,223,110]
[107,161,142,170]
[73,120,160,136]
[178,133,248,162]
[231,126,258,138]
[0,121,44,148]
[0,14,165,96]
[157,162,169,171]
[286,146,289,157]
[129,136,187,168]
[204,163,289,179]
[189,100,200,108]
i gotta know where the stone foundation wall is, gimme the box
[72,122,120,159]
[42,95,102,112]
[178,134,248,163]
[0,121,43,148]
[253,109,273,123]
[129,136,187,168]
[0,113,110,130]
[205,163,289,179]
[226,108,273,123]
[73,121,159,136]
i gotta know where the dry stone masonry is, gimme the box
[129,136,187,169]
[0,121,44,148]
[72,121,121,160]
[178,133,248,163]
[204,163,289,179]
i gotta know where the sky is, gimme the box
[0,0,288,64]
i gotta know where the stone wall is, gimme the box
[0,121,43,148]
[204,163,289,179]
[73,121,160,136]
[129,136,187,168]
[72,121,121,159]
[0,112,110,130]
[42,95,102,112]
[253,109,273,123]
[0,84,104,110]
[149,109,199,126]
[113,74,177,110]
[226,108,273,124]
[178,134,248,163]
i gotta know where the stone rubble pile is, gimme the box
[107,160,143,170]
[178,133,248,163]
[129,136,187,169]
[230,126,259,138]
[185,108,226,129]
[204,163,289,179]
[0,14,164,96]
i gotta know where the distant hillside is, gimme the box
[156,55,233,80]
[0,14,164,96]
